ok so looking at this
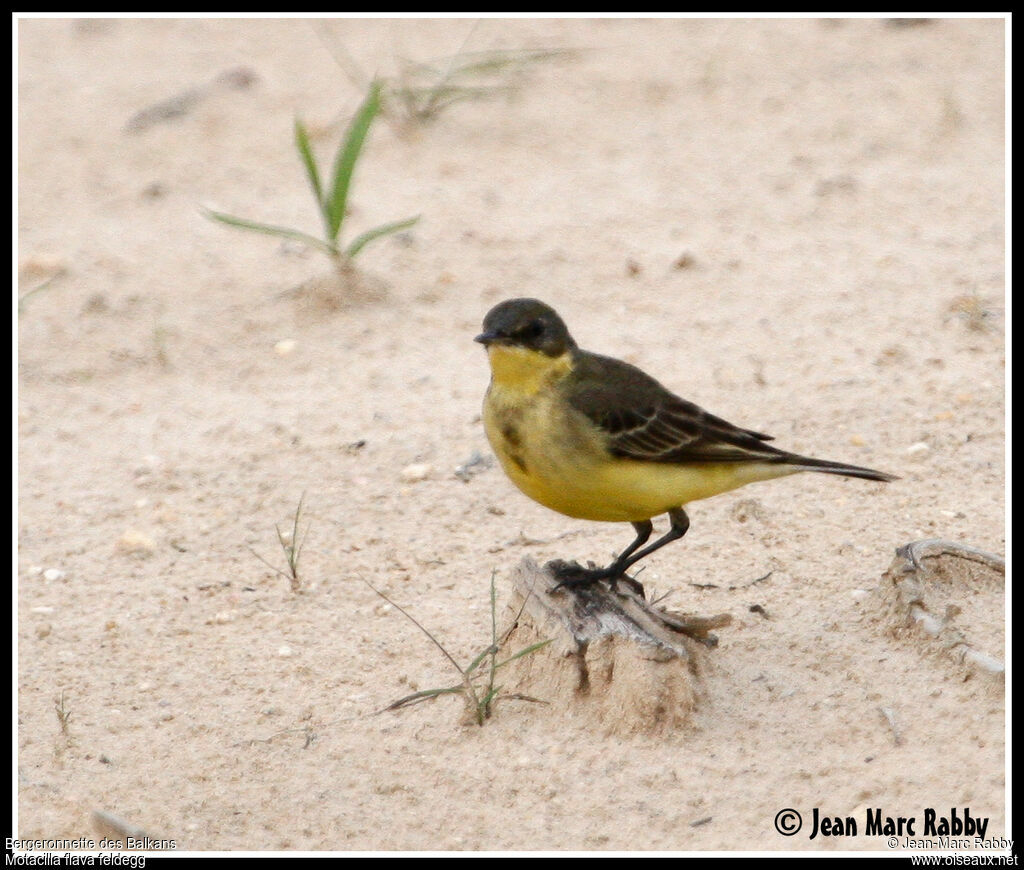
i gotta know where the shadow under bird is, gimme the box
[476,297,896,597]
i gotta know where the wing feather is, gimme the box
[566,352,788,465]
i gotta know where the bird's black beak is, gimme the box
[474,330,501,345]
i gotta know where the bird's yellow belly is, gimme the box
[483,383,790,523]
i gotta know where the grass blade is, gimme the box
[294,120,326,232]
[446,48,580,78]
[480,684,501,721]
[401,48,580,85]
[201,208,338,256]
[364,581,466,679]
[326,80,383,242]
[381,685,465,712]
[393,84,515,117]
[494,639,553,670]
[375,570,553,725]
[464,644,499,677]
[344,215,420,259]
[487,569,498,705]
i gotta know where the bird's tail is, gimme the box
[789,455,898,482]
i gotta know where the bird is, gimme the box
[475,297,896,597]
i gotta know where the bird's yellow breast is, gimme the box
[481,345,794,523]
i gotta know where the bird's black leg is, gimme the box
[548,509,691,598]
[614,508,690,576]
[608,520,654,571]
[602,507,690,594]
[600,520,653,594]
[549,520,652,594]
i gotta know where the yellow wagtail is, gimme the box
[475,298,896,597]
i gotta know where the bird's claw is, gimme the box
[545,559,646,600]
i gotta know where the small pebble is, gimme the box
[905,441,929,456]
[454,450,493,482]
[277,645,294,658]
[117,529,157,556]
[19,254,68,283]
[140,182,167,200]
[216,66,259,90]
[42,568,66,581]
[274,339,296,357]
[401,463,433,483]
[731,498,766,523]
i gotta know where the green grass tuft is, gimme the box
[204,80,419,265]
[370,572,550,726]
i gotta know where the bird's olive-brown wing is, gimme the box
[566,352,789,465]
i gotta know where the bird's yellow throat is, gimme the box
[485,344,573,396]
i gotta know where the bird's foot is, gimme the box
[545,559,646,600]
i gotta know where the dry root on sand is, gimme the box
[499,558,731,736]
[879,539,1005,679]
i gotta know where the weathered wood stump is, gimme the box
[499,558,731,735]
[879,539,1005,679]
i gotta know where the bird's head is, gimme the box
[475,298,577,358]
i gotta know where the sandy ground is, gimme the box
[16,16,1006,854]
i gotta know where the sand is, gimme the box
[16,16,1006,854]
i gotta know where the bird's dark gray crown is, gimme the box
[476,298,577,357]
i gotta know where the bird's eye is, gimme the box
[517,319,544,341]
